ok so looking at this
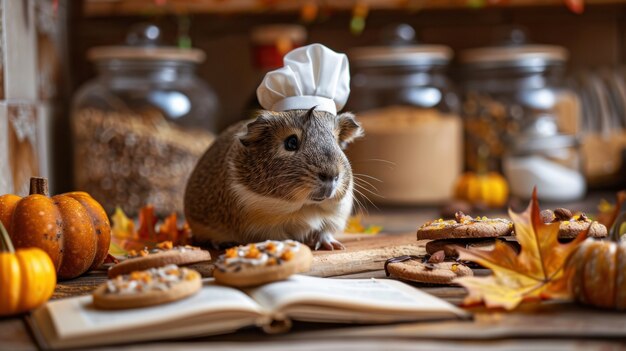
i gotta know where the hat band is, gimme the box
[271,96,337,115]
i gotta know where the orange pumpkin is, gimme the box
[0,177,111,279]
[454,172,509,208]
[565,239,626,310]
[0,221,56,316]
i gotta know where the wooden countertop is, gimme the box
[2,193,624,350]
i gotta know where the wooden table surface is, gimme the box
[2,195,626,350]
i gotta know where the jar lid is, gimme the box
[460,44,568,68]
[350,45,453,67]
[251,24,307,45]
[88,23,205,63]
[88,46,205,63]
[509,134,578,153]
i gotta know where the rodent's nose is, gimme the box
[318,172,339,183]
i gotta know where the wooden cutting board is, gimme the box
[307,233,424,277]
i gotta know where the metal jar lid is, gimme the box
[351,45,453,67]
[460,27,568,69]
[350,24,453,67]
[460,45,567,68]
[88,23,205,63]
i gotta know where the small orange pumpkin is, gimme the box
[0,177,111,279]
[565,239,626,310]
[0,221,56,316]
[454,172,509,208]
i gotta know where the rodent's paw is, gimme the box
[309,232,345,251]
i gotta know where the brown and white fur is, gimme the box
[184,107,363,250]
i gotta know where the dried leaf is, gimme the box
[454,188,589,310]
[157,213,180,243]
[344,215,382,235]
[137,205,158,241]
[111,207,134,239]
[109,205,191,257]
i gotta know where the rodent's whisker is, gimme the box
[352,158,396,171]
[352,187,379,211]
[353,181,384,199]
[352,173,383,183]
[353,176,381,193]
[351,194,368,216]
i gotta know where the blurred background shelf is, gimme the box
[84,0,624,17]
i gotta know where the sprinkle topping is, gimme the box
[215,240,301,273]
[105,264,197,295]
[127,241,200,259]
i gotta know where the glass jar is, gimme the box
[71,24,219,216]
[503,126,586,202]
[460,32,585,201]
[460,37,581,174]
[346,26,462,204]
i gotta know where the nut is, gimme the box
[578,212,589,221]
[455,211,467,223]
[540,209,554,223]
[427,250,445,264]
[554,208,573,221]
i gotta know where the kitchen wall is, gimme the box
[55,2,626,192]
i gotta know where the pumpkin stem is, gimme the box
[0,222,15,253]
[29,177,49,197]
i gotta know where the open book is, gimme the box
[30,275,470,349]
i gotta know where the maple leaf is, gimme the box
[344,215,382,235]
[454,189,588,310]
[137,205,158,241]
[109,205,193,257]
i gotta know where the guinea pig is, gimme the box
[184,106,363,250]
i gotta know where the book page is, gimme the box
[42,282,264,340]
[249,275,468,322]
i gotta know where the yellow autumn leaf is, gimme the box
[454,189,589,310]
[111,207,135,239]
[345,215,382,235]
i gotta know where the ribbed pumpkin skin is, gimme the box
[566,239,626,310]
[0,225,56,316]
[454,172,509,208]
[0,189,110,280]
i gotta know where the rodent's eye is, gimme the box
[284,134,299,152]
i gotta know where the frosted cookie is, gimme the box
[384,255,473,285]
[417,212,513,240]
[108,241,211,278]
[541,208,607,239]
[213,240,312,288]
[93,265,202,310]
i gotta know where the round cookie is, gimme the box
[559,220,607,239]
[425,237,520,258]
[384,255,473,284]
[93,265,202,310]
[417,212,513,240]
[108,242,211,278]
[213,240,312,288]
[540,209,608,239]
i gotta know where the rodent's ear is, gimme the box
[238,113,273,147]
[337,112,364,149]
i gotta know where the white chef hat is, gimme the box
[256,43,350,115]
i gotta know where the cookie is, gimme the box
[559,220,607,239]
[541,209,608,239]
[417,212,513,240]
[93,265,202,310]
[384,255,473,285]
[108,241,212,278]
[425,237,521,258]
[213,240,312,288]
